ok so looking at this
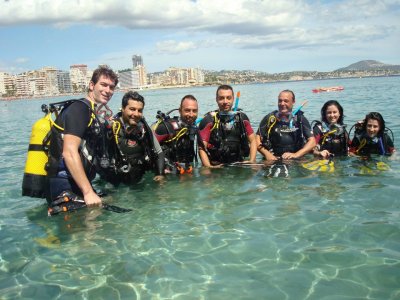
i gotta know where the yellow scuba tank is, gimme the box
[22,113,52,198]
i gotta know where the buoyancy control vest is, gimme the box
[349,122,395,156]
[259,110,306,157]
[103,113,164,184]
[153,110,198,164]
[46,99,104,182]
[312,121,348,156]
[22,99,101,198]
[205,110,250,163]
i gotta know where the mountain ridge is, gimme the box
[336,60,400,71]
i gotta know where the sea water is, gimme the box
[0,77,399,299]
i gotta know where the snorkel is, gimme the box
[290,100,308,128]
[233,91,241,112]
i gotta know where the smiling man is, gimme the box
[100,91,165,185]
[153,95,201,174]
[256,89,315,160]
[198,85,257,167]
[46,66,118,212]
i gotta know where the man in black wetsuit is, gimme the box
[153,95,200,174]
[256,90,315,160]
[101,91,165,184]
[198,85,257,167]
[46,66,118,212]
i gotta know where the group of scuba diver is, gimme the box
[21,66,396,216]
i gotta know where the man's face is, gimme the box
[122,99,144,127]
[216,89,234,112]
[89,75,116,105]
[179,98,198,125]
[278,91,295,116]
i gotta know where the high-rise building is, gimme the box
[132,55,143,68]
[136,65,147,86]
[0,72,9,96]
[58,70,72,94]
[70,64,89,93]
[42,67,59,95]
[26,70,46,96]
[118,70,140,90]
[15,73,29,97]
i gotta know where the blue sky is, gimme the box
[0,0,399,74]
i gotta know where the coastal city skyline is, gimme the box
[1,1,399,76]
[0,54,208,98]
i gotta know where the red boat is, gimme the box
[312,86,344,93]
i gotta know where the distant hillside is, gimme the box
[336,60,400,71]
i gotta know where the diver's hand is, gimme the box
[318,150,331,159]
[281,152,297,160]
[153,175,165,182]
[209,164,223,168]
[242,159,256,164]
[84,190,102,206]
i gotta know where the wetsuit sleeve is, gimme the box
[63,101,91,138]
[151,131,165,175]
[300,116,313,139]
[199,114,214,143]
[240,113,254,136]
[152,131,163,155]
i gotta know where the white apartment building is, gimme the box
[136,65,147,87]
[0,72,8,95]
[118,70,140,90]
[42,67,59,95]
[70,64,89,92]
[119,67,147,90]
[57,70,72,94]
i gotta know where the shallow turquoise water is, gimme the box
[1,77,400,299]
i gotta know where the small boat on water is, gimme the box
[312,86,344,93]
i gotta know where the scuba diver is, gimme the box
[198,85,257,167]
[44,66,119,214]
[349,112,395,156]
[256,90,315,161]
[312,100,349,159]
[153,95,202,174]
[99,91,165,185]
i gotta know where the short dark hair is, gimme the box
[216,84,234,99]
[363,112,386,136]
[180,94,197,109]
[279,89,295,101]
[122,91,145,109]
[321,100,344,124]
[90,65,119,86]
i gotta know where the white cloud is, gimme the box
[156,40,199,54]
[0,0,304,33]
[0,0,398,53]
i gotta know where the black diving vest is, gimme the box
[313,121,348,156]
[207,111,250,163]
[260,110,305,157]
[111,116,152,171]
[46,99,104,181]
[353,132,390,156]
[158,117,197,164]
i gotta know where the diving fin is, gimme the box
[302,159,334,172]
[376,161,390,171]
[102,203,132,213]
[48,191,132,216]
